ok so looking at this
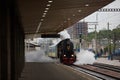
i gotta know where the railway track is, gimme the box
[92,63,120,73]
[69,64,120,80]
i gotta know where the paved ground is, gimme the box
[19,62,97,80]
[95,58,120,66]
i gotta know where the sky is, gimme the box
[80,0,120,32]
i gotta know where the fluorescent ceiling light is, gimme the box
[73,14,75,16]
[85,4,89,7]
[48,0,53,3]
[41,19,44,21]
[43,13,46,15]
[44,10,48,13]
[42,15,46,17]
[47,4,51,7]
[68,18,70,20]
[78,10,81,12]
[45,8,49,10]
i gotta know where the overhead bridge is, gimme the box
[0,0,114,80]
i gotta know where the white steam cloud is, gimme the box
[25,49,55,62]
[59,30,71,40]
[74,49,96,65]
[51,29,71,47]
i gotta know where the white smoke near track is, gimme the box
[51,29,71,46]
[74,49,96,65]
[51,39,61,47]
[59,29,71,40]
[25,49,55,62]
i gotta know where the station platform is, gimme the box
[94,58,120,67]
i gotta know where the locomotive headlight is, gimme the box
[71,54,74,57]
[63,54,66,57]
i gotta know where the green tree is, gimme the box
[98,29,112,39]
[112,28,120,51]
[87,31,96,41]
[112,28,120,40]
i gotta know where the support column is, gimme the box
[0,0,8,80]
[0,0,25,80]
[9,0,25,80]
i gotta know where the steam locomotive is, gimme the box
[57,39,76,64]
[48,38,76,64]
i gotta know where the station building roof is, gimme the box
[18,0,114,38]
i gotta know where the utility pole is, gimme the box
[95,13,98,54]
[95,24,97,53]
[107,22,112,60]
[79,33,82,50]
[107,22,110,55]
[87,22,98,53]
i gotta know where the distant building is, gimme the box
[67,22,88,39]
[67,22,88,50]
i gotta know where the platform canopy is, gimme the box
[18,0,114,38]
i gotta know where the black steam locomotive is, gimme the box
[48,38,76,64]
[57,39,76,64]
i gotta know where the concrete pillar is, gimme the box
[9,0,25,80]
[0,0,25,80]
[0,0,8,80]
[10,23,25,80]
